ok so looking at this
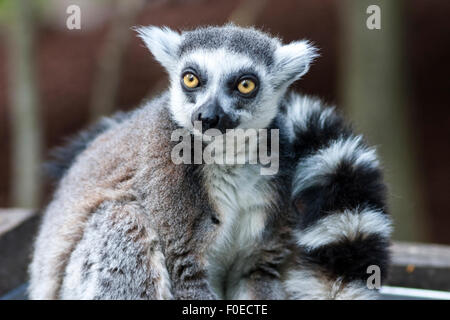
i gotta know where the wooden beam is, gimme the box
[1,209,449,297]
[0,209,39,296]
[386,241,450,291]
[0,209,36,235]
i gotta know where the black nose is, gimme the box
[191,101,235,133]
[193,110,220,129]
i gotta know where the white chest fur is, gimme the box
[203,163,277,298]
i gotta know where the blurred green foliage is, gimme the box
[0,0,47,24]
[0,0,14,22]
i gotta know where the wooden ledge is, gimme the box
[0,209,40,296]
[1,209,450,297]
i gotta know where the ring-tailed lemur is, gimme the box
[29,25,392,300]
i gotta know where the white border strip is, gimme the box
[380,286,450,300]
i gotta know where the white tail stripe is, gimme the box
[293,136,379,196]
[295,208,392,251]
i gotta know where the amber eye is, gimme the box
[183,73,199,88]
[237,79,256,94]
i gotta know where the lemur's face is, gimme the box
[171,48,275,133]
[137,25,317,133]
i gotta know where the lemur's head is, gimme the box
[137,24,317,133]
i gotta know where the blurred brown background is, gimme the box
[0,0,449,244]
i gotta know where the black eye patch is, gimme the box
[179,64,207,104]
[180,63,207,89]
[226,71,260,98]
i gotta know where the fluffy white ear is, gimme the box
[273,40,318,87]
[135,26,182,72]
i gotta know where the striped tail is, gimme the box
[282,93,392,299]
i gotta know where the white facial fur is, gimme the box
[169,48,282,130]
